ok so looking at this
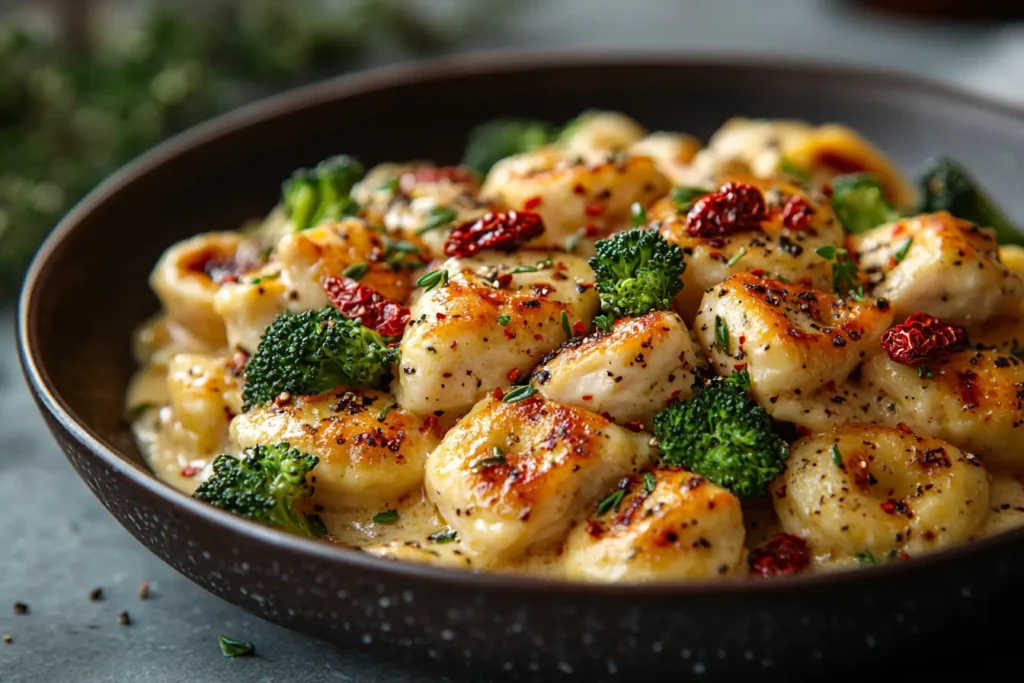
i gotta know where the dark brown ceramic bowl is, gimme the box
[18,53,1024,681]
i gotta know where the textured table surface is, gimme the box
[3,1,1024,681]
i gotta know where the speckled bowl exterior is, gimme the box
[18,54,1024,681]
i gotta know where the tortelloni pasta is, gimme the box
[128,110,1024,583]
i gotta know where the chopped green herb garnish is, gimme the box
[726,247,748,267]
[372,510,400,524]
[779,156,810,181]
[510,265,538,274]
[815,245,863,300]
[219,635,255,658]
[831,444,844,469]
[428,528,457,544]
[416,269,449,291]
[416,207,458,235]
[671,186,712,212]
[376,404,396,422]
[643,472,657,494]
[537,256,554,270]
[472,450,509,470]
[342,263,369,280]
[497,314,512,326]
[893,238,913,264]
[714,315,730,353]
[561,310,573,340]
[306,514,328,538]
[378,177,400,193]
[593,314,613,333]
[854,550,876,565]
[595,488,626,516]
[250,271,281,285]
[630,202,647,228]
[918,366,935,380]
[502,385,538,403]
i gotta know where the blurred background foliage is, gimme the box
[0,0,508,296]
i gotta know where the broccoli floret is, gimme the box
[916,156,1024,246]
[462,118,557,175]
[830,173,902,234]
[653,370,788,500]
[588,228,686,318]
[194,443,321,537]
[243,306,397,409]
[282,154,365,231]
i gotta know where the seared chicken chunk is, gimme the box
[532,311,702,426]
[482,149,670,249]
[559,110,648,159]
[150,232,265,347]
[773,425,989,563]
[861,349,1024,470]
[681,118,914,208]
[424,395,652,565]
[854,212,1024,325]
[352,162,491,257]
[213,218,419,353]
[975,472,1024,538]
[231,389,443,510]
[564,469,746,582]
[394,250,599,417]
[163,353,243,457]
[651,173,843,320]
[694,273,893,429]
[628,132,702,185]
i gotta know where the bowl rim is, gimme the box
[18,48,1024,597]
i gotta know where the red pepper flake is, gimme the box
[750,268,766,277]
[435,312,447,321]
[444,211,545,258]
[733,363,746,372]
[686,182,766,237]
[400,166,477,193]
[881,498,913,518]
[450,341,458,349]
[506,368,522,383]
[880,312,968,365]
[749,533,811,577]
[503,329,516,340]
[323,276,411,337]
[585,202,605,217]
[821,183,833,197]
[775,485,787,499]
[420,414,440,435]
[584,223,599,237]
[571,320,587,336]
[523,195,543,211]
[492,387,505,401]
[623,421,644,432]
[781,195,815,231]
[572,183,586,195]
[180,465,200,478]
[896,422,913,435]
[795,425,812,438]
[581,394,594,401]
[495,272,513,289]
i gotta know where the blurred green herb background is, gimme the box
[0,0,504,297]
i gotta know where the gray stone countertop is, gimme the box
[3,1,1024,681]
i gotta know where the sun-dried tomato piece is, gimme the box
[685,182,767,237]
[880,312,968,365]
[400,166,477,193]
[748,533,811,577]
[781,195,815,231]
[443,211,545,258]
[323,276,411,337]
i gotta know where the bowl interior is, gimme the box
[23,55,1024,486]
